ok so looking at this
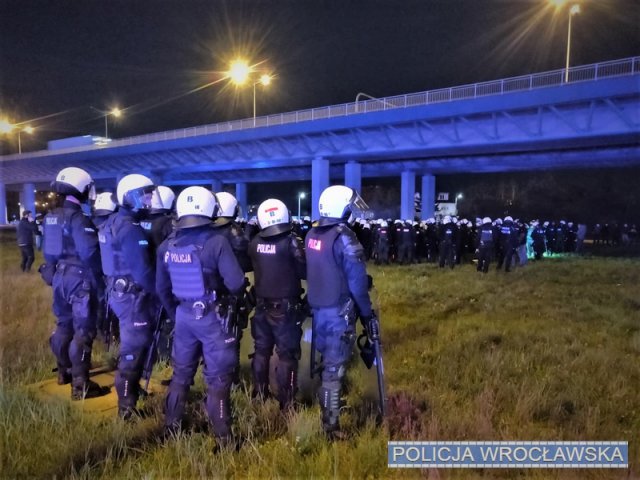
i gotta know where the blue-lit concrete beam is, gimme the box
[235,183,247,219]
[344,161,362,193]
[22,183,35,217]
[211,179,223,193]
[312,157,329,220]
[400,171,415,221]
[421,174,435,220]
[0,183,6,224]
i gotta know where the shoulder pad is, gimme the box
[336,224,365,260]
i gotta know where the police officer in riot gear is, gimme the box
[91,192,118,345]
[98,174,157,419]
[92,192,118,229]
[305,185,374,437]
[140,185,175,256]
[248,199,306,409]
[438,216,457,269]
[140,185,176,361]
[41,167,109,399]
[496,216,517,272]
[214,191,252,272]
[476,217,495,273]
[156,187,245,444]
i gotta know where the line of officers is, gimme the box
[348,216,584,272]
[39,167,375,445]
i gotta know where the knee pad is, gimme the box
[323,364,346,383]
[49,330,73,358]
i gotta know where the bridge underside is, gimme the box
[1,75,638,220]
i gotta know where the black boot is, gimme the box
[71,379,110,400]
[250,352,271,400]
[319,385,342,437]
[57,368,72,385]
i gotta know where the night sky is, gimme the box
[1,0,638,152]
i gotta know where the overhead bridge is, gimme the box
[1,57,638,221]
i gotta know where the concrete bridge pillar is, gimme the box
[400,171,415,221]
[211,179,223,193]
[235,182,247,219]
[344,161,362,193]
[421,174,436,220]
[0,183,6,224]
[312,157,330,221]
[22,183,36,217]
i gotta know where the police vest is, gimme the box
[42,208,80,262]
[305,226,350,308]
[480,227,494,243]
[249,233,301,299]
[165,230,213,301]
[500,226,512,236]
[98,215,131,277]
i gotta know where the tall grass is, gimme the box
[1,234,638,479]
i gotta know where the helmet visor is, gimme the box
[125,184,156,210]
[349,190,373,219]
[87,183,96,202]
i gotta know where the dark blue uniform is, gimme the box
[43,199,103,391]
[17,215,39,271]
[476,222,495,273]
[98,208,156,415]
[305,218,372,434]
[156,225,244,439]
[496,221,518,272]
[140,210,175,360]
[248,230,306,408]
[438,222,458,268]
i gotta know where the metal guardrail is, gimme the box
[4,56,639,160]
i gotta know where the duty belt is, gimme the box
[257,297,300,313]
[56,263,86,276]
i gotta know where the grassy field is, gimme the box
[0,229,638,479]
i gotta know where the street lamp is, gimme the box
[455,193,463,214]
[91,107,122,139]
[18,125,34,154]
[227,60,274,126]
[298,192,306,220]
[253,74,273,126]
[564,4,580,83]
[549,0,581,83]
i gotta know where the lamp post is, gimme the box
[564,4,580,83]
[91,107,122,139]
[253,74,273,126]
[18,125,34,154]
[227,60,274,126]
[455,193,463,215]
[298,192,306,220]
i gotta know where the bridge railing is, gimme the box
[4,57,639,158]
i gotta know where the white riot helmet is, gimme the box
[151,186,176,211]
[116,174,155,210]
[93,192,117,216]
[257,198,291,238]
[483,217,492,224]
[51,167,96,202]
[175,186,219,229]
[318,185,370,220]
[504,216,513,223]
[216,192,239,218]
[443,215,452,224]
